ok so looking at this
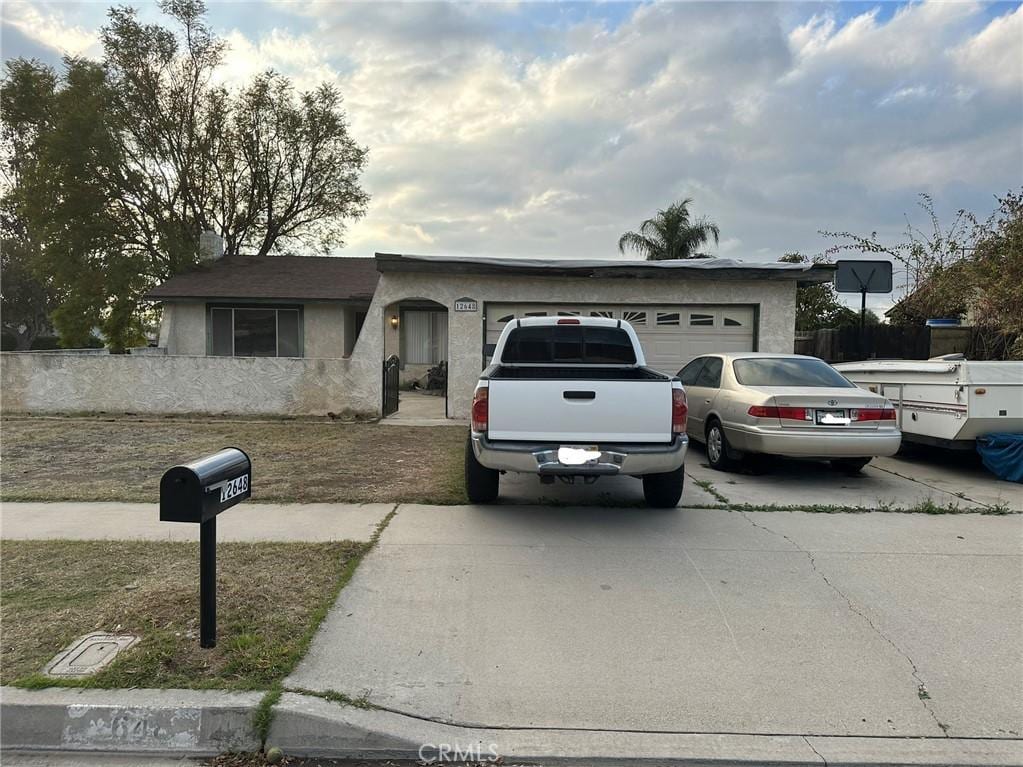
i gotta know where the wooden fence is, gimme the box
[795,326,1018,362]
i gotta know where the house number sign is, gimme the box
[454,297,479,312]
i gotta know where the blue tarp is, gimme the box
[976,433,1023,483]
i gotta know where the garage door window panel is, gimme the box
[689,312,715,327]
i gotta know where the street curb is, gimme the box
[266,693,1023,766]
[0,686,262,756]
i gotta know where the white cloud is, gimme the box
[2,1,99,57]
[952,4,1023,91]
[217,28,340,91]
[2,0,1020,277]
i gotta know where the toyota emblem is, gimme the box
[827,399,838,406]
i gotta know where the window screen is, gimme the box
[501,325,636,364]
[233,309,276,356]
[210,308,233,356]
[277,310,301,356]
[208,306,302,358]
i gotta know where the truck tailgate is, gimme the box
[487,378,673,442]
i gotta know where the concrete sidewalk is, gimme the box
[0,501,393,542]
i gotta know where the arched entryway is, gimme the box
[381,297,449,421]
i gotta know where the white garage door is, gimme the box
[485,303,756,375]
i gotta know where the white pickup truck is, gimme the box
[465,316,689,507]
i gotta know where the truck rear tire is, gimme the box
[643,466,685,508]
[465,437,500,503]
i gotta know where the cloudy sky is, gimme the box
[2,1,1021,309]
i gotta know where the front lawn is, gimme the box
[1,539,366,689]
[0,416,466,504]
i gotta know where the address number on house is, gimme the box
[454,297,479,312]
[219,474,249,503]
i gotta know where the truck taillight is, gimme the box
[672,389,688,434]
[471,387,489,432]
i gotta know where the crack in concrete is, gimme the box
[803,735,828,766]
[871,463,991,510]
[739,511,950,738]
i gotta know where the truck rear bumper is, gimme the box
[472,433,688,476]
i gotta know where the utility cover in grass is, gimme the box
[44,632,140,677]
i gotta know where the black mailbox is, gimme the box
[159,447,251,649]
[160,448,251,523]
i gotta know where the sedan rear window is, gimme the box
[733,358,854,387]
[501,326,636,364]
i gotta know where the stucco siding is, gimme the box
[303,303,345,358]
[0,352,379,417]
[161,302,207,356]
[362,272,797,418]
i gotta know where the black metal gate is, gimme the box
[382,355,400,417]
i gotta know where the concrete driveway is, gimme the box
[497,442,1021,511]
[287,504,1022,741]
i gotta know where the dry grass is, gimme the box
[1,539,366,689]
[1,416,466,504]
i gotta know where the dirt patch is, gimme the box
[1,539,365,689]
[1,416,467,504]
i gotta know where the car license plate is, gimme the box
[558,445,601,465]
[816,409,849,425]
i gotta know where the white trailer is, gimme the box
[833,358,1023,450]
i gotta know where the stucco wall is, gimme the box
[0,352,379,417]
[159,302,207,356]
[303,303,346,358]
[355,272,798,418]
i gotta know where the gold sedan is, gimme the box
[676,353,902,473]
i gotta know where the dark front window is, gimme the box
[208,305,303,357]
[733,357,855,387]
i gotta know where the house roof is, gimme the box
[375,253,836,285]
[145,256,379,303]
[146,251,836,304]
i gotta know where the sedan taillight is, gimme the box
[852,406,897,421]
[748,405,811,421]
[471,387,489,433]
[672,388,688,434]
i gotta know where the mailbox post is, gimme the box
[160,448,251,648]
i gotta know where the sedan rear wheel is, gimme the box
[705,420,736,472]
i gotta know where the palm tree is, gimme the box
[618,198,720,260]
